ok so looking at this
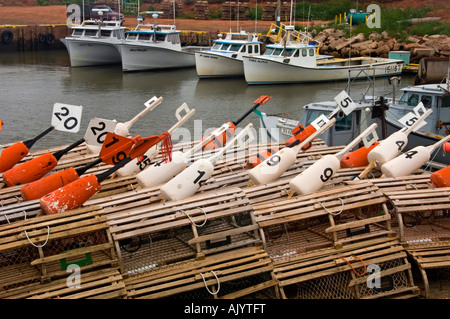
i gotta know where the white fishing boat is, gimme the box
[115,12,204,72]
[195,31,263,78]
[258,79,450,166]
[243,25,404,85]
[61,19,126,67]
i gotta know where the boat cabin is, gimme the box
[390,83,450,137]
[211,32,262,56]
[70,20,125,39]
[124,24,181,47]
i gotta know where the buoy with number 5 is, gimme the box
[289,123,378,196]
[381,135,450,178]
[160,123,254,201]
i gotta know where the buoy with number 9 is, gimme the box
[289,123,378,196]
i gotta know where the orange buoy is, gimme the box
[246,147,280,169]
[40,174,101,215]
[1,138,84,187]
[444,142,450,153]
[430,166,450,188]
[202,122,236,151]
[285,124,317,149]
[2,152,58,186]
[20,157,103,201]
[0,126,54,173]
[0,142,30,172]
[340,141,380,168]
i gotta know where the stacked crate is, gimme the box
[195,1,209,20]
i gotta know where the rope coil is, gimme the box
[317,198,345,216]
[181,208,207,227]
[337,255,367,277]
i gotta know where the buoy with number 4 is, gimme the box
[289,123,378,196]
[367,105,432,167]
[430,166,450,188]
[2,138,85,187]
[381,135,450,178]
[247,117,336,186]
[160,123,254,201]
[40,132,172,215]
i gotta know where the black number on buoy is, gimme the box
[404,150,418,159]
[267,155,281,166]
[91,121,108,144]
[137,155,152,170]
[320,167,333,182]
[111,151,127,165]
[193,170,206,186]
[54,106,78,130]
[396,140,405,151]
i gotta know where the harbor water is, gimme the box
[0,49,416,151]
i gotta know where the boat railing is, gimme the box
[266,23,314,45]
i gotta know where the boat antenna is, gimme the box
[255,0,258,34]
[237,0,240,32]
[173,0,176,27]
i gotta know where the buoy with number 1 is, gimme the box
[381,135,450,178]
[289,123,378,196]
[160,123,255,201]
[2,138,85,187]
[40,132,172,215]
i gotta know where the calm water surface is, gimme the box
[0,49,416,150]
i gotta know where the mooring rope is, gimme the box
[200,270,220,295]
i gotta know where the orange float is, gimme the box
[430,166,450,188]
[340,141,380,168]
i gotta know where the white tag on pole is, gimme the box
[334,90,357,116]
[84,117,118,147]
[362,125,379,148]
[398,102,427,132]
[310,114,330,131]
[51,103,83,133]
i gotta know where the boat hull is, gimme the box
[61,38,121,67]
[116,43,196,72]
[195,51,245,78]
[243,56,403,84]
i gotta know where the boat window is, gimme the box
[285,49,295,57]
[305,111,325,126]
[155,34,166,42]
[126,33,137,40]
[84,29,97,37]
[73,29,83,36]
[241,45,246,53]
[212,43,221,50]
[230,44,241,52]
[294,50,299,57]
[254,45,259,54]
[139,34,151,41]
[100,30,111,37]
[264,47,274,55]
[335,113,352,131]
[442,94,450,107]
[302,49,307,57]
[221,43,231,50]
[406,94,419,106]
[248,45,252,54]
[309,48,315,56]
[273,48,283,56]
[420,95,433,108]
[113,30,122,39]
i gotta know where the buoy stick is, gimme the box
[121,96,163,131]
[403,108,433,136]
[23,126,55,149]
[426,135,450,154]
[334,123,378,160]
[234,95,271,126]
[51,138,85,161]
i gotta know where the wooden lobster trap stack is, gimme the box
[384,186,450,298]
[0,205,124,299]
[251,180,419,299]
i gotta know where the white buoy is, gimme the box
[115,103,195,177]
[367,105,432,167]
[381,134,450,178]
[160,123,255,201]
[289,123,378,196]
[136,125,219,188]
[86,96,163,154]
[248,117,336,185]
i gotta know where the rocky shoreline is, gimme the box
[313,28,450,63]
